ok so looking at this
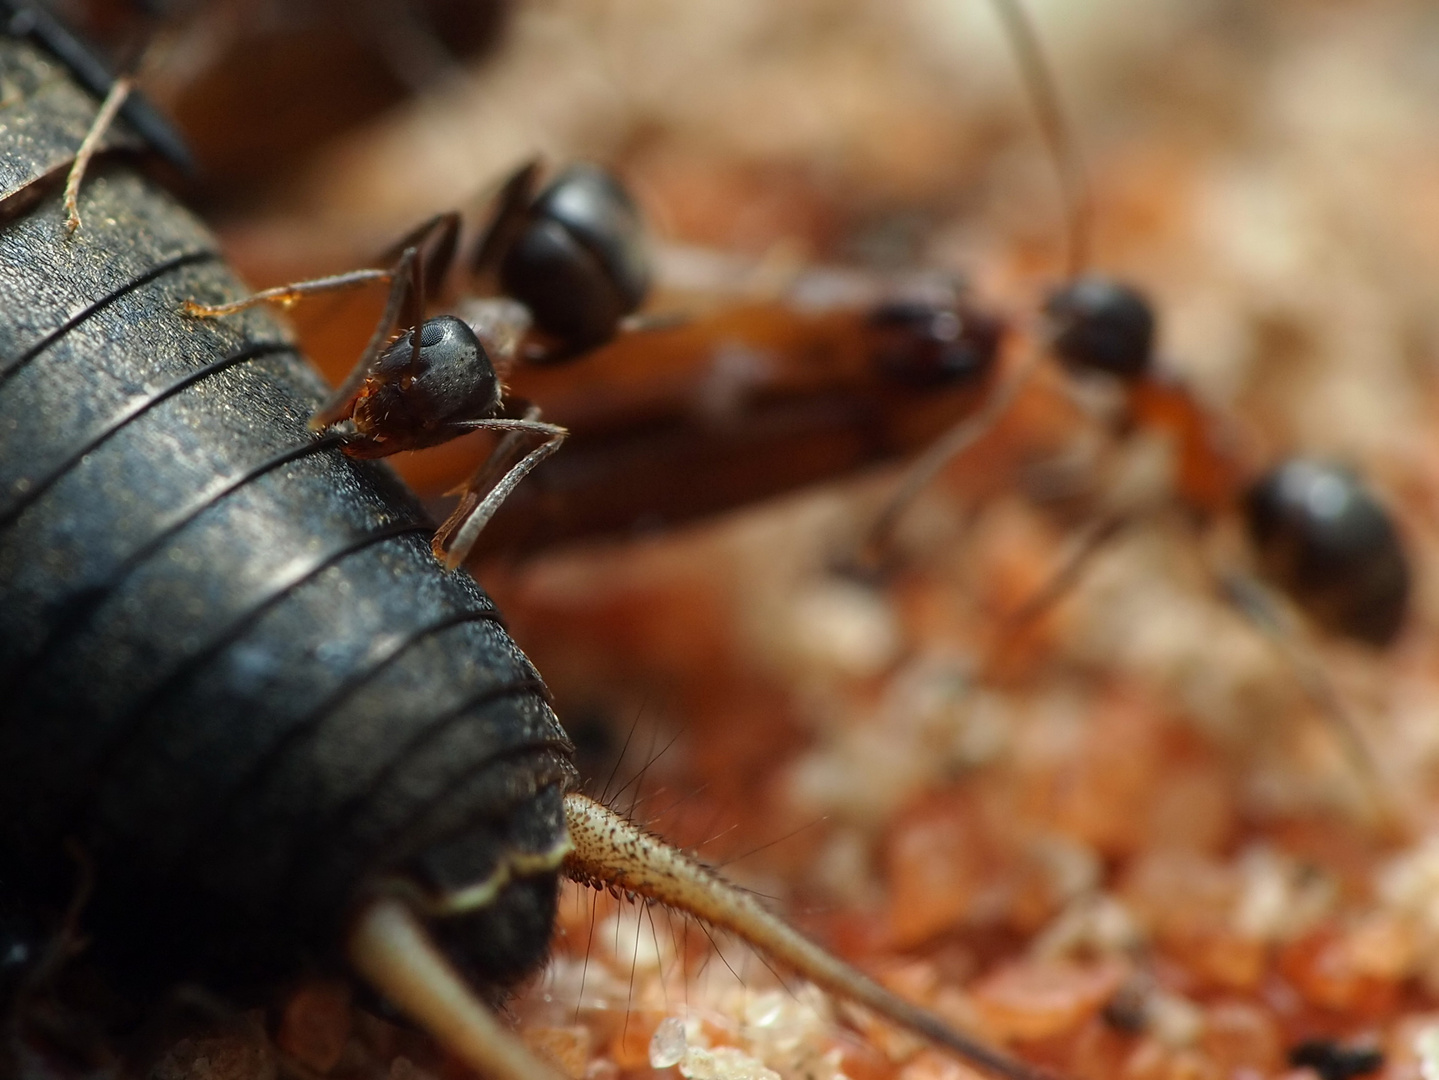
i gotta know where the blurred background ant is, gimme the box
[796,0,1417,820]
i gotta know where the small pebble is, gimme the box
[651,1016,688,1069]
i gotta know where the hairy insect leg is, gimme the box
[348,897,567,1080]
[561,793,1056,1080]
[433,414,568,570]
[62,75,132,234]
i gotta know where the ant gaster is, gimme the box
[188,160,651,569]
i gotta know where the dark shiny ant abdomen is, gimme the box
[496,163,650,355]
[1245,458,1410,648]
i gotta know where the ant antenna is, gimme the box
[988,0,1093,278]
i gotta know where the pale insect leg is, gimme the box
[63,75,132,233]
[436,414,568,570]
[348,897,568,1080]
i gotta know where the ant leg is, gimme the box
[432,414,567,570]
[561,793,1054,1080]
[1218,573,1400,829]
[859,341,1046,568]
[348,898,566,1080]
[183,268,394,318]
[310,246,427,430]
[378,210,462,304]
[973,510,1129,677]
[182,204,457,319]
[63,75,133,234]
[185,210,461,320]
[1000,511,1129,636]
[440,405,537,498]
[469,160,542,284]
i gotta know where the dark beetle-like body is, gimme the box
[0,34,573,1002]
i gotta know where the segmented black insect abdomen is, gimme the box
[0,37,574,994]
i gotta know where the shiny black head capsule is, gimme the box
[349,315,499,454]
[499,164,651,354]
[1244,458,1410,647]
[866,300,1004,389]
[1044,275,1155,379]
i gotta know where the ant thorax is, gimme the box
[455,295,534,369]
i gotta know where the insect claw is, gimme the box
[348,896,568,1080]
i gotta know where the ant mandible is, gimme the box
[187,160,651,570]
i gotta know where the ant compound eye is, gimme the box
[1244,458,1410,647]
[866,300,1004,389]
[1044,275,1155,379]
[408,316,499,421]
[501,164,650,352]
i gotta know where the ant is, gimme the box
[187,160,651,569]
[846,0,1412,814]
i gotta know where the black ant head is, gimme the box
[1244,458,1410,647]
[1043,275,1155,379]
[499,164,651,356]
[350,316,500,452]
[865,299,1004,389]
